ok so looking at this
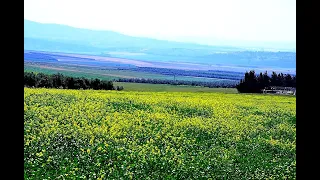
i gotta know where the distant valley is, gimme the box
[24,20,296,74]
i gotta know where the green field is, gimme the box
[25,63,238,93]
[114,82,238,93]
[24,64,120,81]
[24,62,233,82]
[24,88,296,179]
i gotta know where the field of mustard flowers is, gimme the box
[24,88,296,179]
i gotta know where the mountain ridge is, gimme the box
[24,19,296,69]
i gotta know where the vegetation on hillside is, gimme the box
[127,67,244,81]
[113,82,238,93]
[24,88,296,179]
[24,62,239,84]
[24,72,123,90]
[115,78,236,88]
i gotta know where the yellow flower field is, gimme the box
[24,88,296,179]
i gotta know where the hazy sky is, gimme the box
[24,0,296,49]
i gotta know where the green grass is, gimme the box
[25,63,238,93]
[24,64,119,80]
[24,62,235,82]
[114,82,238,93]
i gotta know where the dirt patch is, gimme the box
[48,52,154,67]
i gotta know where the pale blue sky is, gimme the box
[24,0,296,50]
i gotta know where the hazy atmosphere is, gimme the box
[25,0,296,50]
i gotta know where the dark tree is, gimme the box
[24,72,37,87]
[278,73,284,86]
[91,78,101,90]
[236,70,261,93]
[284,74,293,87]
[292,76,296,87]
[237,70,296,93]
[65,77,75,89]
[51,73,64,88]
[24,72,116,90]
[100,80,113,90]
[35,73,52,88]
[270,72,279,86]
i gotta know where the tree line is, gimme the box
[114,78,237,88]
[24,72,123,90]
[236,71,296,93]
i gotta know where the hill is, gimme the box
[24,20,296,70]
